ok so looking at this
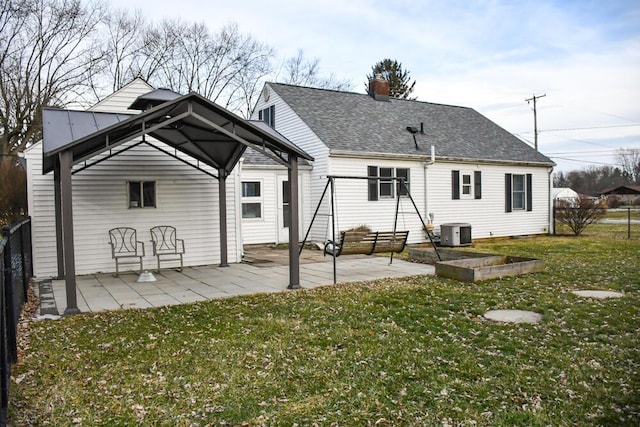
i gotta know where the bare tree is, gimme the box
[616,148,640,184]
[555,195,606,236]
[129,20,273,116]
[278,49,353,91]
[0,0,108,155]
[553,171,570,188]
[101,8,147,93]
[0,155,27,225]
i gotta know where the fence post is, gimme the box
[1,227,17,366]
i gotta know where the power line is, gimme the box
[549,156,621,167]
[518,123,640,134]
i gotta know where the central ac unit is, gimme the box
[440,223,472,247]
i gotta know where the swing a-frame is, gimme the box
[300,175,441,283]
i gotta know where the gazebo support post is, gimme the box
[287,155,301,289]
[59,151,80,314]
[218,168,229,267]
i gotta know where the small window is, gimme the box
[396,168,410,196]
[379,167,394,198]
[462,174,471,195]
[242,181,262,219]
[129,181,156,208]
[258,105,275,128]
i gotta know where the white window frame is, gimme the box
[241,180,263,220]
[461,173,472,197]
[512,174,526,210]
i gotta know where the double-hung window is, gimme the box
[505,173,533,212]
[129,181,156,208]
[368,166,410,200]
[379,167,394,198]
[241,181,262,219]
[462,174,472,195]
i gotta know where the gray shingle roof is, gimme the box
[268,83,554,165]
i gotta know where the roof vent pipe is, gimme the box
[420,122,425,134]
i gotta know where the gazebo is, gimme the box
[41,90,313,314]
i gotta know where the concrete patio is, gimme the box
[38,249,434,315]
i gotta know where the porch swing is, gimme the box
[300,175,441,283]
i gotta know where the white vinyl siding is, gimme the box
[239,167,311,245]
[427,163,551,239]
[26,139,239,277]
[89,78,153,113]
[326,158,426,245]
[251,84,325,242]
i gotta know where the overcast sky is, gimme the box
[109,0,640,173]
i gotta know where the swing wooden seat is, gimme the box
[324,230,409,257]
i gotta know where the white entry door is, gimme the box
[277,175,290,243]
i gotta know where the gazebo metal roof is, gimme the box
[42,91,312,175]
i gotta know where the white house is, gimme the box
[249,77,556,245]
[26,76,555,283]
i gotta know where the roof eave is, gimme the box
[330,149,556,167]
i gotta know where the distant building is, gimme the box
[552,187,579,202]
[600,185,640,205]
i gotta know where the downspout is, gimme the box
[423,145,436,226]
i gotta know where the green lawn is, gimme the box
[10,225,640,426]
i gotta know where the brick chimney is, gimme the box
[369,74,390,101]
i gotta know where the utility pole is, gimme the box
[525,93,546,151]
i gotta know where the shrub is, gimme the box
[342,224,372,233]
[555,196,606,235]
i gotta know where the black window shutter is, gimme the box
[505,173,512,212]
[258,110,263,120]
[474,171,482,199]
[368,166,378,201]
[270,105,275,127]
[526,173,533,211]
[452,170,460,200]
